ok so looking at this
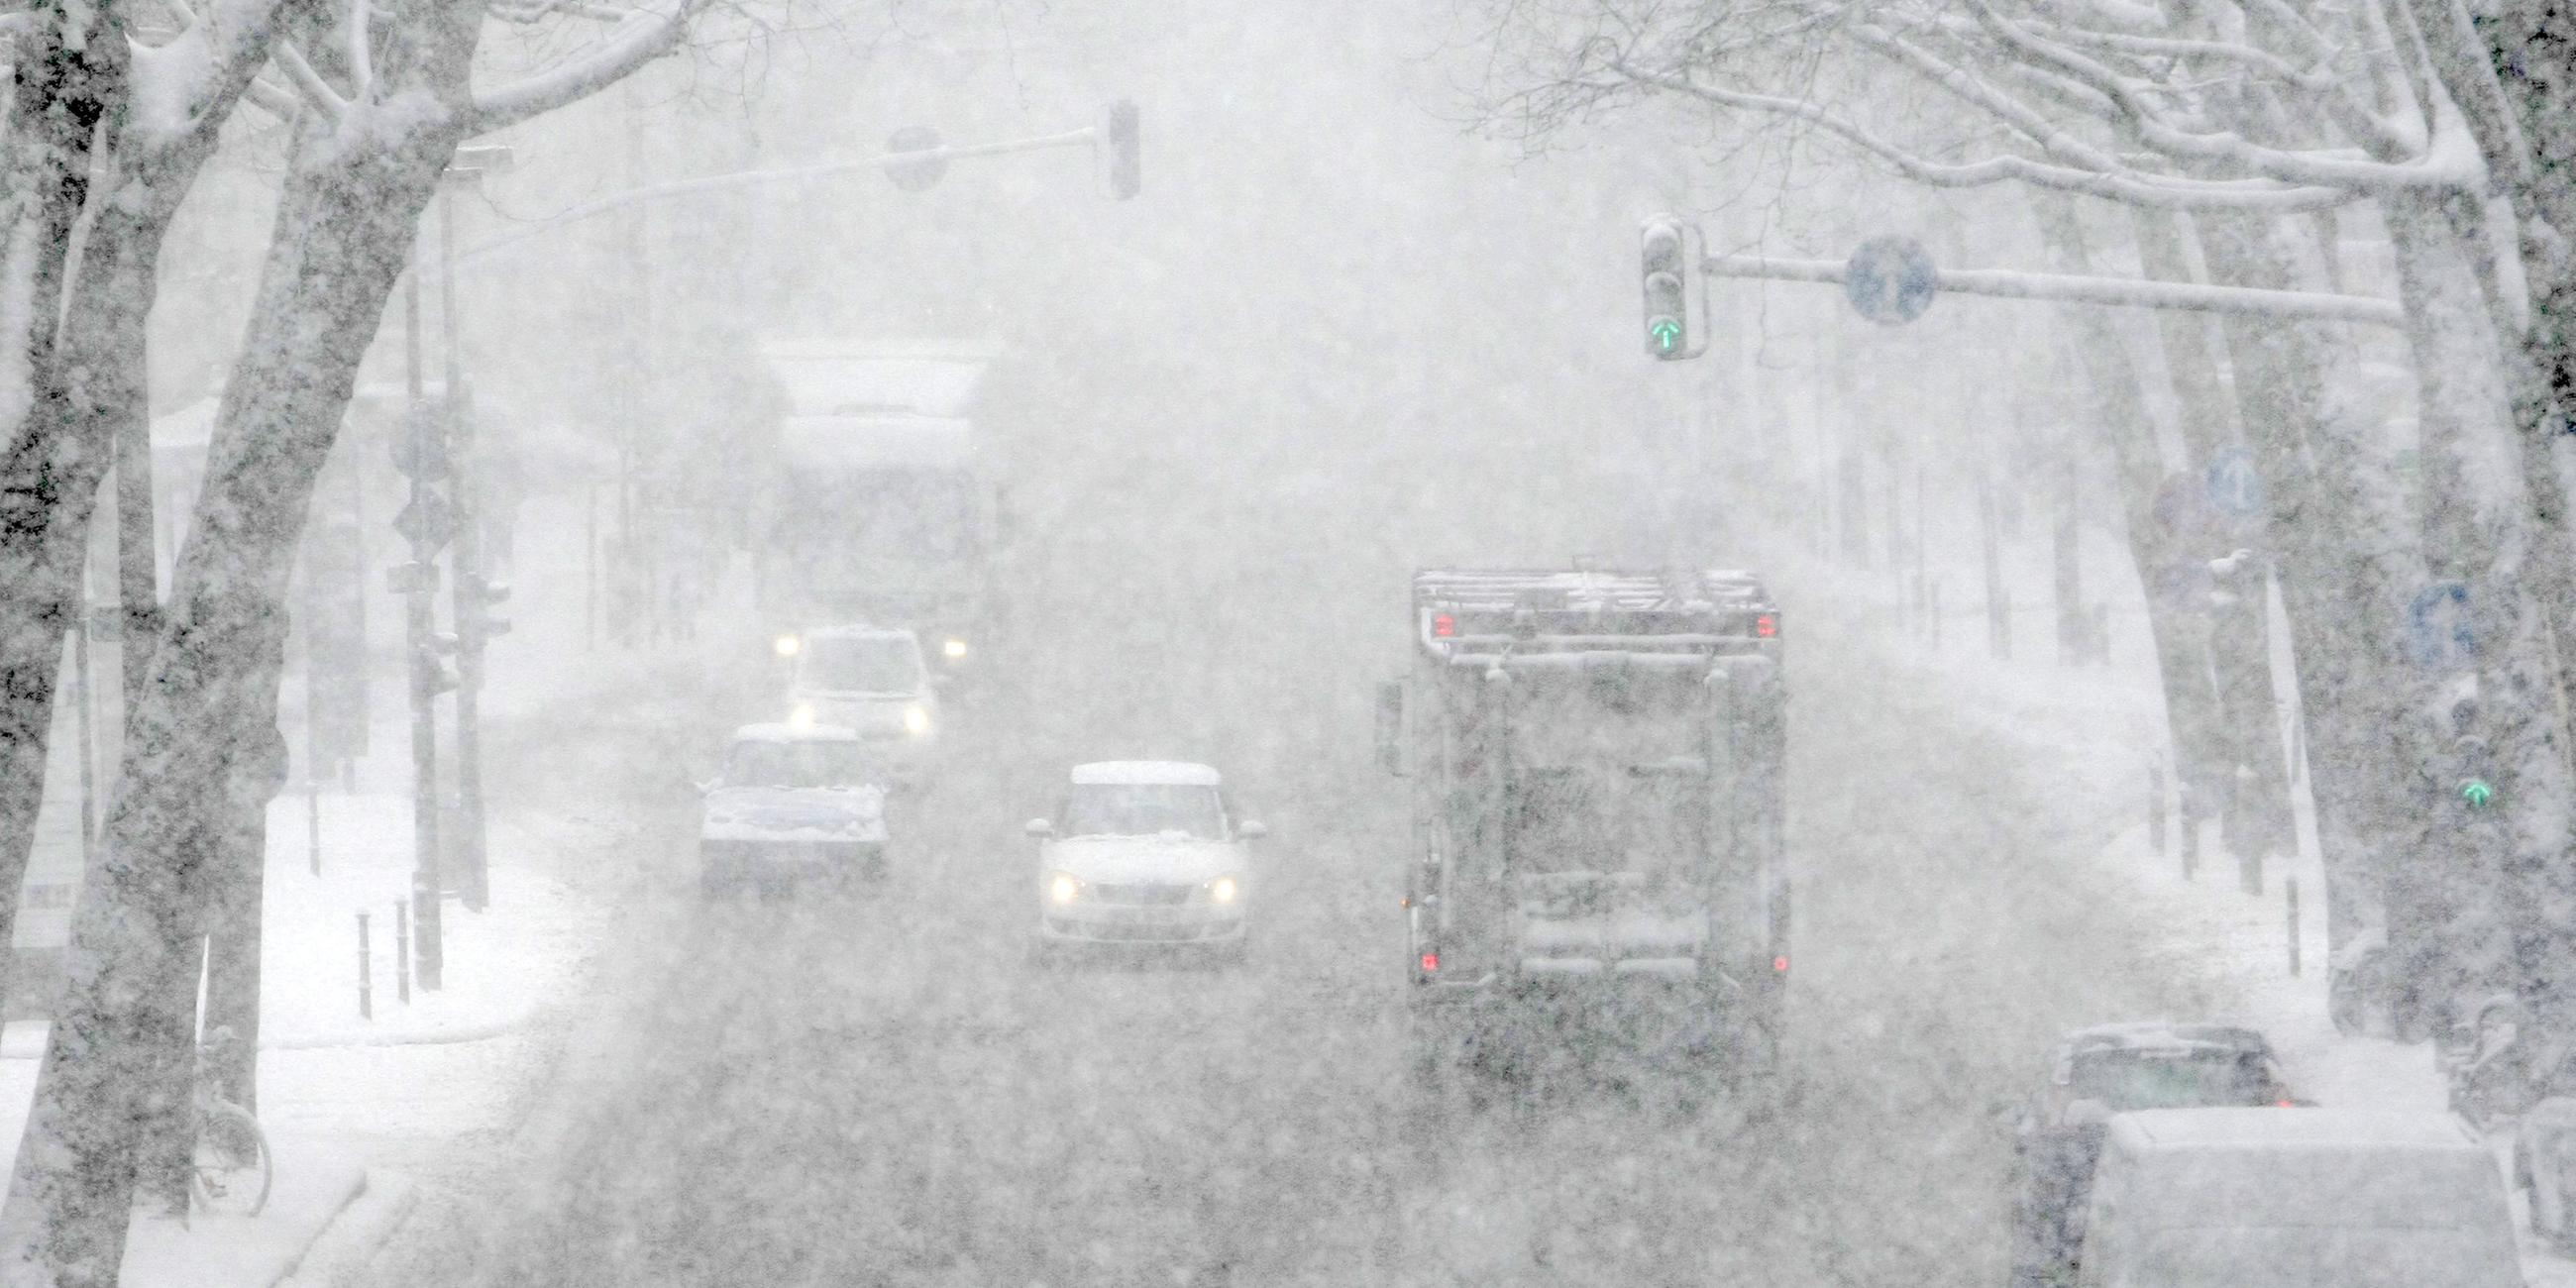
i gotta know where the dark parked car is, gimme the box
[2004,1021,2298,1287]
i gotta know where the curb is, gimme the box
[0,1015,532,1061]
[271,1169,421,1288]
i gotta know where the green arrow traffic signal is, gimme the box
[2461,778,2495,809]
[1650,318,1681,353]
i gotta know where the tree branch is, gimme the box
[1612,61,2357,211]
[269,36,347,118]
[466,0,707,134]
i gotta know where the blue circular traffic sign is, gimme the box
[1845,236,1938,325]
[2407,581,2477,671]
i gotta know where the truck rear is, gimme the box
[1382,568,1789,1100]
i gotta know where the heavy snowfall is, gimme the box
[0,0,2569,1285]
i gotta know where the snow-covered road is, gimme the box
[347,586,2270,1286]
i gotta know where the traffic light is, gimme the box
[461,574,511,644]
[1640,215,1706,360]
[1105,100,1140,200]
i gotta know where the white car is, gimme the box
[1027,761,1266,965]
[777,625,940,779]
[698,723,890,897]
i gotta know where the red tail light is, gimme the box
[1755,613,1778,639]
[1771,955,1789,973]
[1432,613,1456,639]
[2275,1099,2294,1108]
[1420,952,1439,974]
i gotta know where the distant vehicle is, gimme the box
[698,723,889,898]
[2512,1093,2576,1255]
[1026,761,1265,966]
[2008,1022,2299,1287]
[778,625,940,781]
[2076,1108,2521,1288]
[753,339,1004,675]
[1385,567,1788,1105]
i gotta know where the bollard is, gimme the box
[2287,877,2302,977]
[358,912,374,1020]
[2149,767,2167,855]
[395,900,412,1006]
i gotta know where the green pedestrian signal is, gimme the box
[2461,778,2495,809]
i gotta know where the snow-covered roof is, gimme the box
[734,722,862,744]
[2108,1108,2478,1152]
[1070,761,1222,787]
[760,340,997,419]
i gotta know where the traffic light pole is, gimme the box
[400,257,445,992]
[1696,252,2405,326]
[440,180,491,912]
[451,105,1139,270]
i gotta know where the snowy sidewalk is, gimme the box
[1780,529,2576,1281]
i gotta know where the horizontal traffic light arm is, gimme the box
[1701,253,2402,326]
[456,121,1120,268]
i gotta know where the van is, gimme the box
[2077,1108,2522,1287]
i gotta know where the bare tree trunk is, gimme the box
[0,0,127,1022]
[2382,187,2576,1041]
[0,37,479,1275]
[2200,210,2438,1034]
[2025,198,2234,855]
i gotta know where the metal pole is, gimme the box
[303,563,323,876]
[394,900,411,1005]
[1701,253,2408,326]
[2287,877,2302,977]
[2150,766,2168,855]
[585,483,597,651]
[357,912,373,1020]
[441,181,489,912]
[402,250,445,992]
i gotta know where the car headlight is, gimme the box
[903,703,933,737]
[942,637,968,661]
[1046,872,1083,905]
[1207,876,1239,905]
[788,704,816,729]
[774,634,802,658]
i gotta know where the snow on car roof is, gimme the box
[800,625,919,642]
[2109,1108,2480,1151]
[735,722,863,743]
[2064,1020,2271,1056]
[1069,761,1222,786]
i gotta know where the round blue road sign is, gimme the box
[1845,236,1938,325]
[2206,447,2265,520]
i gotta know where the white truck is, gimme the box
[754,339,1004,676]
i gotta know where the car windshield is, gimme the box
[1060,784,1226,839]
[725,740,877,790]
[2069,1050,2274,1110]
[798,636,919,693]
